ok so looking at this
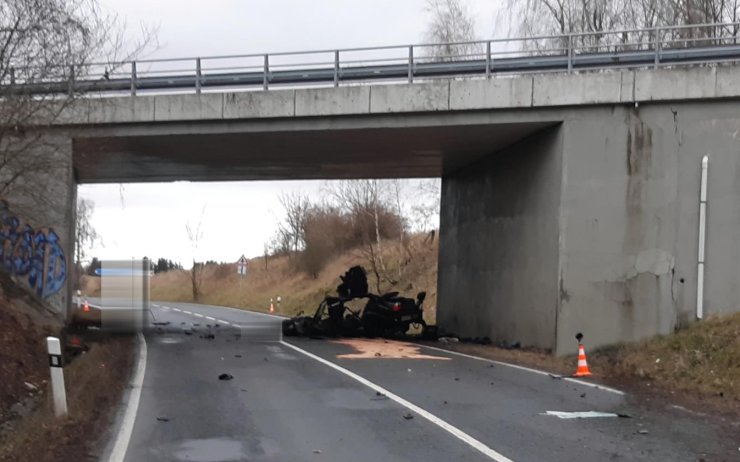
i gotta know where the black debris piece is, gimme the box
[282,266,434,340]
[234,354,242,358]
[153,321,170,326]
[200,334,215,340]
[156,417,170,422]
[218,373,233,381]
[403,413,414,420]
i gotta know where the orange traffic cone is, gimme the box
[573,343,592,377]
[269,302,274,313]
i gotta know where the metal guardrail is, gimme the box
[4,22,740,96]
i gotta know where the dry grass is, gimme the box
[0,335,134,462]
[150,234,439,324]
[437,312,740,416]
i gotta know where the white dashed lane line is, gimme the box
[194,313,204,318]
[205,316,216,321]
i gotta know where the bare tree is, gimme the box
[423,0,482,60]
[0,0,155,215]
[503,0,740,52]
[326,180,407,292]
[185,206,206,301]
[74,197,98,266]
[277,192,310,255]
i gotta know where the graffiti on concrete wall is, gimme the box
[0,201,66,298]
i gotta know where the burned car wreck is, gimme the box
[282,266,436,339]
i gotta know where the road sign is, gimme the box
[236,255,248,276]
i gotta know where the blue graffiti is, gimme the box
[0,201,66,298]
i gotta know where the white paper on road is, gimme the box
[542,411,619,419]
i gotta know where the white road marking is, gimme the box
[152,304,159,308]
[220,320,231,326]
[194,313,204,318]
[420,344,625,396]
[281,340,514,462]
[205,316,216,321]
[183,311,192,315]
[542,411,619,419]
[108,333,147,462]
[173,308,181,312]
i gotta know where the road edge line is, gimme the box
[108,332,148,462]
[420,344,624,396]
[281,340,514,462]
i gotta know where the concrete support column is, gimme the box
[0,132,75,318]
[437,126,564,351]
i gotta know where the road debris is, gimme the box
[282,266,434,339]
[313,449,322,454]
[403,413,414,420]
[438,337,459,343]
[542,411,620,419]
[218,373,233,381]
[637,429,649,435]
[234,354,242,358]
[153,321,170,326]
[200,334,215,340]
[156,417,170,422]
[23,382,37,392]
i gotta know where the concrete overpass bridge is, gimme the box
[10,24,740,354]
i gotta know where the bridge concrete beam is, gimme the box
[49,64,740,127]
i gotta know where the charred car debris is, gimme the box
[282,266,437,339]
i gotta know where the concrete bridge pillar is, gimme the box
[0,132,75,317]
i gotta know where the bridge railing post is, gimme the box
[654,27,662,68]
[408,45,414,84]
[195,57,202,94]
[485,41,491,78]
[130,61,137,96]
[567,34,573,73]
[334,50,339,87]
[9,67,14,85]
[263,54,269,90]
[68,65,75,96]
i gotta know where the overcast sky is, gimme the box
[79,0,503,265]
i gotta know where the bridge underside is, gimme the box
[73,122,552,183]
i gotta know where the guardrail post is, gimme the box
[263,54,269,90]
[131,61,137,96]
[195,57,202,95]
[68,65,75,96]
[567,35,573,73]
[485,41,491,78]
[334,50,339,87]
[408,46,414,83]
[654,27,661,68]
[47,337,68,417]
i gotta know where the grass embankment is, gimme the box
[0,273,134,462]
[443,312,740,416]
[138,234,439,324]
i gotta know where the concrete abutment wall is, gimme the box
[439,101,740,354]
[0,132,75,317]
[438,127,564,351]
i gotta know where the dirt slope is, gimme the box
[146,234,439,323]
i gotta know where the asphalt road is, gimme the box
[106,301,734,462]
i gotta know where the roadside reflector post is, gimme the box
[46,336,68,417]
